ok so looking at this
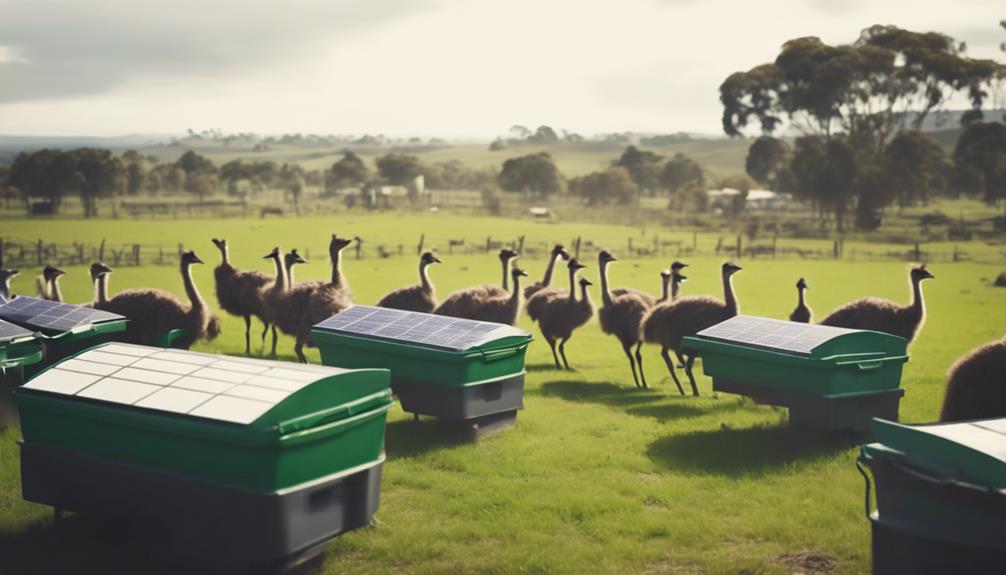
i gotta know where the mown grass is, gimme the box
[0,213,1004,574]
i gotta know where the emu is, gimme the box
[789,278,812,323]
[211,238,272,354]
[96,252,219,346]
[641,262,742,396]
[597,250,656,389]
[939,337,1006,422]
[820,265,933,344]
[524,244,571,299]
[376,251,442,313]
[538,274,595,370]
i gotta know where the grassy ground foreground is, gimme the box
[1,214,1004,574]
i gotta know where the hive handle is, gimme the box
[855,454,874,520]
[478,347,520,363]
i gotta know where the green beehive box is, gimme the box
[858,418,1006,573]
[16,343,393,491]
[0,318,43,426]
[683,316,909,431]
[313,306,532,428]
[0,296,129,377]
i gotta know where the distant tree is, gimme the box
[185,172,218,204]
[720,26,1003,158]
[329,151,370,189]
[509,125,531,140]
[745,136,791,190]
[954,121,1006,214]
[376,154,423,186]
[614,146,664,192]
[489,139,508,151]
[279,163,306,215]
[6,149,69,209]
[72,148,126,217]
[125,163,146,196]
[882,131,949,207]
[660,153,705,194]
[791,136,857,230]
[498,152,565,198]
[174,150,217,176]
[569,167,638,206]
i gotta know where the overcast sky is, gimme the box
[0,0,1002,138]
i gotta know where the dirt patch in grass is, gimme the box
[775,550,838,574]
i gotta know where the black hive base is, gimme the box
[393,372,524,433]
[870,519,1003,575]
[713,379,904,433]
[0,368,26,428]
[19,442,382,573]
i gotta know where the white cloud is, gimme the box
[0,0,1000,137]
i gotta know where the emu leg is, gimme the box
[559,336,571,370]
[621,343,641,388]
[547,337,561,369]
[270,326,278,358]
[635,342,648,389]
[243,315,252,355]
[661,347,686,395]
[675,350,686,369]
[685,354,700,396]
[294,341,307,364]
[260,320,270,347]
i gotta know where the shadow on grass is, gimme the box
[525,362,564,373]
[0,514,325,575]
[538,380,749,421]
[384,417,473,458]
[647,425,854,476]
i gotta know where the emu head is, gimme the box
[911,265,934,282]
[598,250,616,265]
[796,277,808,290]
[90,261,113,280]
[552,244,571,261]
[181,251,204,265]
[671,261,688,271]
[43,265,66,281]
[421,252,441,265]
[263,247,281,260]
[722,262,742,276]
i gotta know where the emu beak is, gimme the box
[583,279,593,286]
[191,255,204,265]
[432,256,442,264]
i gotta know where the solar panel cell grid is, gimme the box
[21,342,348,424]
[0,319,33,342]
[315,305,521,351]
[697,315,857,355]
[0,296,124,332]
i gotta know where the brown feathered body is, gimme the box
[435,250,519,320]
[436,269,525,325]
[940,337,1006,422]
[97,255,217,345]
[377,254,439,313]
[820,268,931,343]
[642,295,736,350]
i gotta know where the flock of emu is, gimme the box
[0,237,1001,423]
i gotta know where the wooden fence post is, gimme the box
[417,234,425,255]
[736,235,742,259]
[914,242,921,262]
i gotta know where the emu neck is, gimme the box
[419,261,432,292]
[909,278,924,316]
[219,245,231,267]
[181,262,205,312]
[509,274,522,304]
[567,267,578,300]
[501,258,510,290]
[662,277,671,302]
[798,287,806,309]
[95,274,109,304]
[272,256,288,292]
[542,252,560,286]
[331,248,347,290]
[722,273,738,314]
[579,283,591,306]
[599,261,613,306]
[50,277,63,303]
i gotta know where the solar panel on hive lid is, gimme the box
[0,318,33,343]
[0,296,126,334]
[314,305,528,352]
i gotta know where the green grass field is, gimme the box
[1,213,1005,574]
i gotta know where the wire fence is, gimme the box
[0,231,989,272]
